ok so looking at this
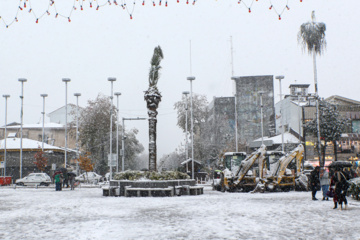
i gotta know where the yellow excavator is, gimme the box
[219,145,266,192]
[254,144,307,192]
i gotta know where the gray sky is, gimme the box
[1,0,359,158]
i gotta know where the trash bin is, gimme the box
[0,176,12,186]
[115,188,120,196]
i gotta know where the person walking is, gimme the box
[68,173,75,190]
[63,172,69,188]
[333,168,349,210]
[329,171,338,209]
[310,166,321,200]
[320,168,330,201]
[54,172,63,191]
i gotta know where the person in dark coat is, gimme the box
[332,168,349,210]
[309,166,321,200]
[329,172,338,209]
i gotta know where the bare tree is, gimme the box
[79,94,143,174]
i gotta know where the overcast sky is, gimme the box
[0,0,359,158]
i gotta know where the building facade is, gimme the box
[235,75,276,145]
[206,75,276,152]
[207,96,235,148]
[0,123,76,150]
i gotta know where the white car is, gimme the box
[16,173,51,186]
[75,172,103,183]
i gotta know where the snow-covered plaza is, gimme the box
[0,185,359,240]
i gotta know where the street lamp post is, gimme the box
[3,94,10,177]
[62,78,71,168]
[108,77,116,181]
[18,78,27,178]
[258,91,265,145]
[121,117,146,171]
[231,77,239,152]
[122,117,125,171]
[74,93,81,175]
[40,94,48,151]
[276,75,285,152]
[298,95,302,144]
[187,76,195,179]
[182,91,190,173]
[114,92,121,172]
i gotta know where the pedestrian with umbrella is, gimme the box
[329,161,351,210]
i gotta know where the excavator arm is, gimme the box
[221,145,266,192]
[233,144,266,185]
[272,144,304,185]
[253,144,305,193]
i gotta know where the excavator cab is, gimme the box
[223,152,247,173]
[264,151,285,175]
[219,146,266,192]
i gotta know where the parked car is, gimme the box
[75,172,103,183]
[16,173,51,186]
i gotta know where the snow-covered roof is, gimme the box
[0,122,64,129]
[181,158,202,165]
[0,138,62,151]
[326,95,360,105]
[250,132,300,148]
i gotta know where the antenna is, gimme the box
[230,36,234,77]
[189,40,192,75]
[230,36,236,95]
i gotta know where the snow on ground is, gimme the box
[0,185,359,240]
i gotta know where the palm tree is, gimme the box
[298,11,326,167]
[144,46,164,171]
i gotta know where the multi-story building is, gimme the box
[206,75,276,151]
[207,96,235,148]
[0,104,78,150]
[275,84,360,160]
[0,104,80,179]
[235,75,276,145]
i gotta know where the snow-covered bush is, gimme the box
[348,177,360,200]
[113,170,190,181]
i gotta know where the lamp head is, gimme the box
[114,92,121,96]
[74,93,81,97]
[40,94,48,98]
[18,78,27,82]
[3,94,10,98]
[187,76,195,81]
[275,75,285,80]
[108,77,116,82]
[182,91,190,95]
[62,78,71,83]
